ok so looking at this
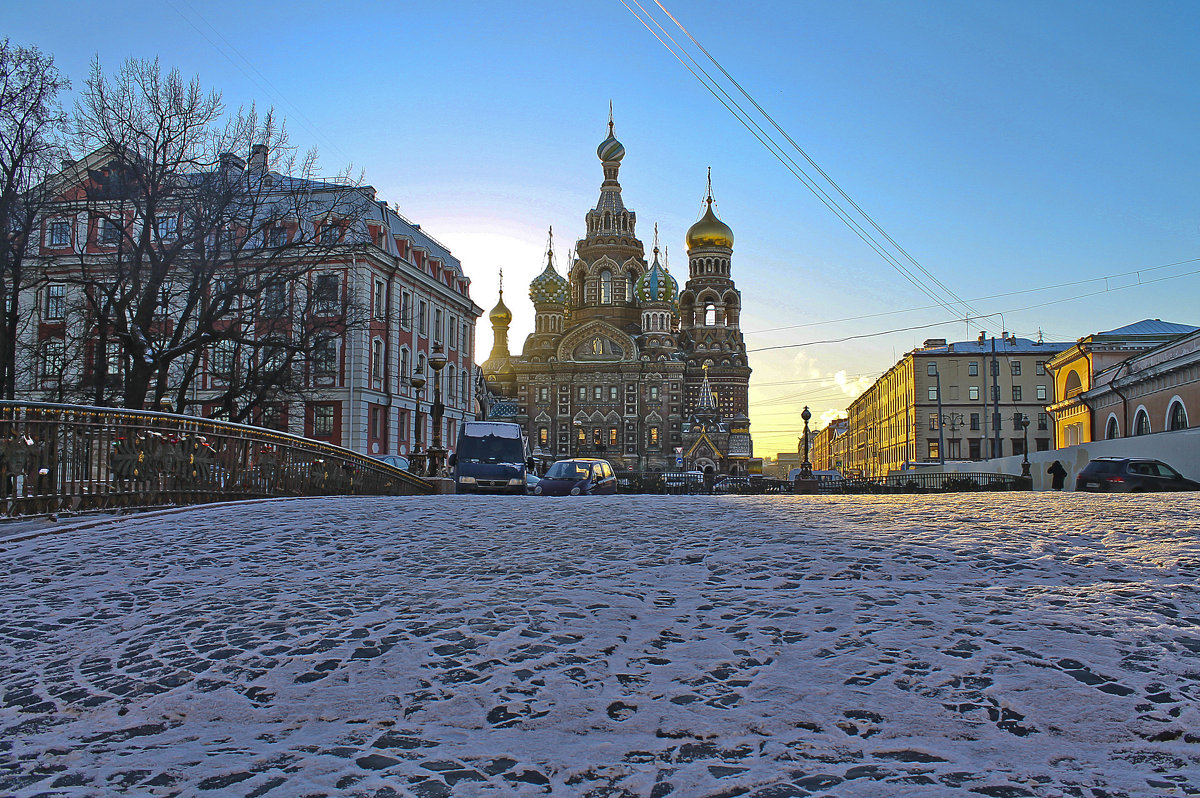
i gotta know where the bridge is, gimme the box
[0,401,431,517]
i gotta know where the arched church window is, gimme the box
[625,273,634,302]
[704,302,717,326]
[1134,409,1150,436]
[1106,416,1119,439]
[600,271,612,304]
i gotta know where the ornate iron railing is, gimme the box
[0,402,431,517]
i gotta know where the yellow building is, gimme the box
[1046,319,1197,447]
[810,417,848,473]
[842,335,1071,478]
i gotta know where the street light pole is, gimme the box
[1020,414,1031,478]
[427,345,448,477]
[409,371,427,477]
[800,406,813,479]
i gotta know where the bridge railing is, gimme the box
[0,401,432,517]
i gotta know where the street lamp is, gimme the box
[1020,413,1031,478]
[409,369,427,477]
[427,345,449,477]
[800,405,813,479]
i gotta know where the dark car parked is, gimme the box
[533,458,617,496]
[1075,457,1200,493]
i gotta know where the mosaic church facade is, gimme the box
[481,118,752,474]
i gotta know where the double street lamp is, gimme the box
[1020,413,1031,478]
[409,369,427,476]
[427,345,449,477]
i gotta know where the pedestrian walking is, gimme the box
[1047,460,1068,491]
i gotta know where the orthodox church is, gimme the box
[481,116,752,474]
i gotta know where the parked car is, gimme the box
[1075,457,1200,493]
[373,454,411,471]
[525,473,541,495]
[534,458,617,496]
[713,475,750,494]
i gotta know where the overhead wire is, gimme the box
[620,0,999,334]
[618,0,995,332]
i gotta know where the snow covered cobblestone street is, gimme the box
[1,494,1198,797]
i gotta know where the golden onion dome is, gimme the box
[489,290,512,326]
[686,200,734,250]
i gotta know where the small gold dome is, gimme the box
[489,290,512,325]
[686,200,734,250]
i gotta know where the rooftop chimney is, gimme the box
[248,143,268,175]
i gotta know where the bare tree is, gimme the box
[0,40,68,399]
[59,57,370,415]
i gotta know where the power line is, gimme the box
[747,263,1200,354]
[744,256,1200,336]
[621,0,998,334]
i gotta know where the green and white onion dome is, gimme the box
[529,259,570,306]
[597,130,625,162]
[636,251,678,304]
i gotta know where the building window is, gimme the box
[968,439,981,460]
[49,220,70,247]
[970,413,980,431]
[45,284,66,320]
[320,224,341,244]
[401,292,412,328]
[400,348,410,382]
[928,386,938,401]
[40,339,67,381]
[1011,385,1022,402]
[578,386,586,401]
[1036,385,1047,401]
[538,427,549,446]
[267,226,288,247]
[1038,412,1049,431]
[592,428,602,446]
[434,308,443,342]
[991,360,1000,377]
[1011,361,1022,376]
[992,384,1000,402]
[374,281,386,319]
[927,363,937,376]
[577,426,586,448]
[1036,361,1046,376]
[211,339,237,377]
[263,283,287,318]
[968,362,978,377]
[649,426,659,446]
[156,215,177,240]
[418,300,428,336]
[314,273,340,315]
[1169,401,1188,431]
[313,405,335,436]
[650,385,660,401]
[929,413,939,430]
[609,386,618,401]
[1134,409,1150,436]
[600,270,612,304]
[312,338,338,375]
[450,317,458,349]
[969,386,980,401]
[609,427,618,447]
[371,339,384,381]
[594,386,602,400]
[98,218,121,245]
[1106,416,1120,440]
[928,440,939,460]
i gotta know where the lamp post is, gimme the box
[1020,414,1031,478]
[409,370,427,477]
[800,406,813,479]
[427,345,448,477]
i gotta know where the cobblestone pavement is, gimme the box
[1,494,1198,797]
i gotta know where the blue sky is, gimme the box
[8,1,1200,453]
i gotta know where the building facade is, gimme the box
[810,417,849,473]
[21,145,481,459]
[1045,319,1198,447]
[481,120,753,474]
[841,334,1071,478]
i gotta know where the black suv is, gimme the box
[1075,457,1200,493]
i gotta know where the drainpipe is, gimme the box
[1109,359,1132,438]
[348,252,358,453]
